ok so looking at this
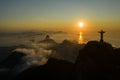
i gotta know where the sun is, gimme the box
[78,22,84,28]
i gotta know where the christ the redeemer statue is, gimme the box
[98,30,105,43]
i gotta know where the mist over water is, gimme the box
[0,31,120,47]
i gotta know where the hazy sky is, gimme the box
[0,0,120,32]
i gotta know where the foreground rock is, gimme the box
[15,58,75,80]
[75,41,120,80]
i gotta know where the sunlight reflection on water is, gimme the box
[78,32,84,44]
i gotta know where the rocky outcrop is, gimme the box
[75,41,120,80]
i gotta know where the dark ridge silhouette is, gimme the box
[15,58,75,80]
[113,48,120,69]
[39,35,57,44]
[0,50,26,80]
[38,35,58,49]
[0,46,17,63]
[75,41,120,80]
[52,39,84,63]
[0,51,26,69]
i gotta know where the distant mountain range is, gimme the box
[0,31,67,37]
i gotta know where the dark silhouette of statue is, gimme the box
[98,30,105,43]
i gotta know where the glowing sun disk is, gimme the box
[78,22,84,28]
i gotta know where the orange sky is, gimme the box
[0,0,120,32]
